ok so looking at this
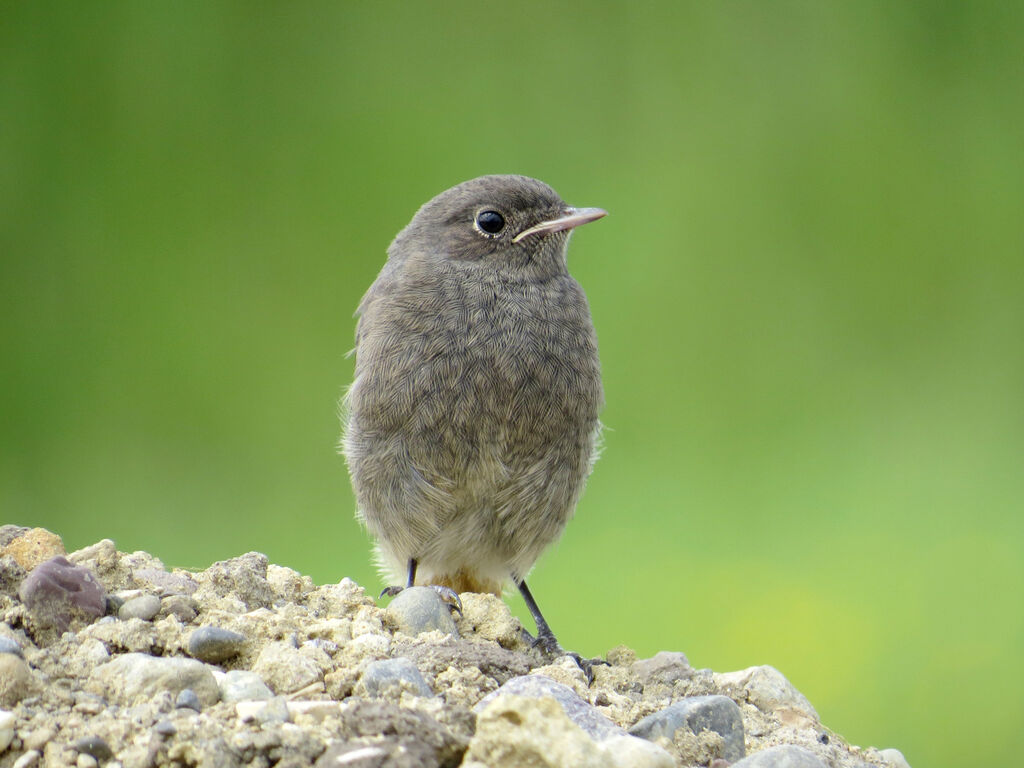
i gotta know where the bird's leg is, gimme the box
[516,578,606,684]
[379,558,462,614]
[379,558,418,598]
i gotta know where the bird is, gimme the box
[342,174,605,656]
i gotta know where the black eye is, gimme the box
[475,210,506,235]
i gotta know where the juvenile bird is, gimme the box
[342,175,605,655]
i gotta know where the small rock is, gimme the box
[600,734,676,768]
[218,670,274,702]
[117,594,162,621]
[0,527,65,570]
[154,720,177,737]
[76,755,98,768]
[236,696,290,724]
[476,675,623,742]
[18,556,107,641]
[359,657,433,698]
[456,592,521,648]
[193,552,274,610]
[386,587,459,637]
[716,665,818,720]
[315,742,429,768]
[731,745,827,768]
[73,736,113,762]
[86,652,219,707]
[631,651,692,685]
[0,637,23,657]
[23,727,55,752]
[629,695,745,762]
[175,688,202,712]
[0,654,37,707]
[0,556,27,599]
[13,749,40,768]
[160,595,199,623]
[188,626,246,663]
[133,569,197,596]
[468,694,607,767]
[252,641,323,695]
[0,709,15,752]
[879,748,912,768]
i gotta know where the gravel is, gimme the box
[0,528,911,768]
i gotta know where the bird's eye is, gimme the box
[475,210,506,236]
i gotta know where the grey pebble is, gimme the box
[73,735,114,761]
[188,626,246,663]
[117,594,162,622]
[133,568,198,596]
[175,688,201,712]
[86,653,219,708]
[161,595,198,623]
[153,719,177,737]
[630,694,745,762]
[360,657,433,698]
[385,587,459,637]
[475,674,624,742]
[631,650,692,685]
[731,745,828,768]
[219,670,273,702]
[254,696,290,724]
[0,636,22,657]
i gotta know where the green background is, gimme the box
[3,3,1021,766]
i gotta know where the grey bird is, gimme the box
[342,175,605,655]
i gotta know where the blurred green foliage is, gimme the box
[2,3,1022,766]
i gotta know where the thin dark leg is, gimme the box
[406,558,418,588]
[516,578,560,654]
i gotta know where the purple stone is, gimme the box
[18,556,107,633]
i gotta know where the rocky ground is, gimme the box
[0,526,910,768]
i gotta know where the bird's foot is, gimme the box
[522,628,608,685]
[379,584,463,615]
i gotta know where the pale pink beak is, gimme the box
[511,207,608,244]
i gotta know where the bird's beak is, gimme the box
[511,207,608,244]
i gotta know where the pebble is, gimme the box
[175,688,202,712]
[117,594,162,621]
[17,556,107,635]
[385,587,459,637]
[731,745,828,768]
[133,568,198,596]
[631,650,692,685]
[0,654,36,707]
[0,637,23,657]
[878,748,911,768]
[160,595,198,623]
[86,652,220,707]
[218,670,273,702]
[716,665,818,720]
[153,720,177,737]
[236,696,290,724]
[73,735,114,761]
[12,750,40,768]
[0,709,14,752]
[0,527,65,570]
[23,727,55,752]
[76,755,98,768]
[629,694,745,762]
[475,674,623,742]
[252,641,322,695]
[188,626,246,663]
[359,657,433,698]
